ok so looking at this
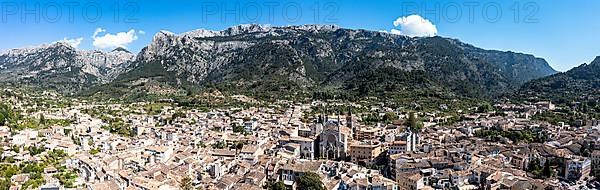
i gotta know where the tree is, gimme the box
[0,103,19,127]
[407,112,423,131]
[542,159,553,178]
[234,142,244,150]
[172,111,186,120]
[11,145,20,153]
[296,172,324,190]
[265,181,286,190]
[273,181,286,190]
[581,142,591,157]
[0,178,11,190]
[232,123,245,133]
[179,176,193,190]
[39,113,46,125]
[527,158,542,177]
[478,103,494,113]
[382,112,397,123]
[212,141,227,149]
[89,148,100,155]
[28,146,44,156]
[0,104,9,125]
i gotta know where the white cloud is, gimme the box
[138,30,146,35]
[56,37,84,48]
[390,29,402,35]
[391,15,438,37]
[93,28,106,37]
[92,28,140,49]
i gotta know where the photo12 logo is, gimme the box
[1,1,139,23]
[200,1,339,23]
[402,1,539,23]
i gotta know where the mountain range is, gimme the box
[517,56,600,103]
[0,24,561,100]
[0,42,134,93]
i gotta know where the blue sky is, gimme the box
[1,0,599,71]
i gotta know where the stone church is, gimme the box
[317,111,353,160]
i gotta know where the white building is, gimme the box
[244,120,258,132]
[10,134,27,146]
[564,156,591,181]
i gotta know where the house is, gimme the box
[244,120,258,132]
[592,150,600,176]
[90,180,120,190]
[243,171,267,187]
[349,141,383,165]
[564,156,591,181]
[370,174,398,190]
[355,127,380,141]
[56,144,78,155]
[44,166,59,175]
[144,146,173,163]
[10,174,29,186]
[39,183,62,190]
[240,145,262,162]
[388,141,407,155]
[397,172,424,190]
[10,134,27,146]
[279,160,324,189]
[290,136,316,160]
[485,171,545,190]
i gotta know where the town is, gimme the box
[1,88,599,190]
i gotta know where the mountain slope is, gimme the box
[517,56,600,103]
[99,24,555,99]
[0,42,134,93]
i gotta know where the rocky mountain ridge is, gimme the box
[517,56,600,103]
[106,24,556,99]
[0,42,134,92]
[0,24,558,99]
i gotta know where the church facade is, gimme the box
[319,122,350,160]
[317,111,353,160]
